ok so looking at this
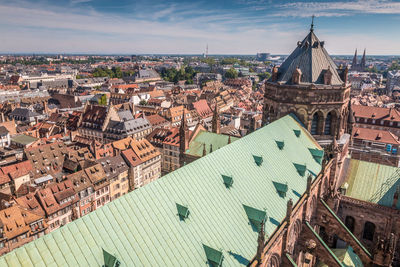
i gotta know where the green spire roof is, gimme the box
[0,115,322,267]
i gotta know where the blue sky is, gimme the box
[1,0,400,55]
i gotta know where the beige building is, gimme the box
[97,155,129,200]
[121,138,161,189]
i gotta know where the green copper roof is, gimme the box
[0,115,322,267]
[11,134,38,145]
[344,159,400,209]
[317,247,364,267]
[186,130,239,157]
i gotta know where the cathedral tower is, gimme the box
[263,20,351,143]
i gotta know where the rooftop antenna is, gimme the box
[310,15,315,32]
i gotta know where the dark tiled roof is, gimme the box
[0,126,9,135]
[106,118,151,133]
[275,30,343,85]
[9,108,40,118]
[97,155,128,179]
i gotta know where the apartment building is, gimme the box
[84,164,110,209]
[97,155,129,200]
[35,180,79,232]
[68,170,95,217]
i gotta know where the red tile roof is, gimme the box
[0,161,33,180]
[352,105,400,122]
[36,180,78,216]
[353,127,400,145]
[146,114,167,127]
[121,148,143,167]
[193,99,212,118]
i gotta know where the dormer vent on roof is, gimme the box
[222,175,233,188]
[308,148,324,164]
[203,244,223,267]
[243,204,266,232]
[293,163,307,177]
[293,129,301,137]
[275,140,284,150]
[273,181,288,198]
[253,155,263,166]
[176,203,189,220]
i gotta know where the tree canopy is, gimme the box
[225,68,239,79]
[159,66,197,84]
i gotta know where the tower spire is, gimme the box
[310,15,315,32]
[361,48,366,69]
[179,109,189,167]
[352,49,358,68]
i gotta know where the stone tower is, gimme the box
[263,21,351,142]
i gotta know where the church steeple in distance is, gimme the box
[352,49,358,68]
[361,48,366,69]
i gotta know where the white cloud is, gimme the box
[0,0,398,54]
[276,0,400,17]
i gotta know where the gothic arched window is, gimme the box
[363,221,375,241]
[267,254,280,267]
[345,216,355,233]
[324,112,332,135]
[311,113,319,135]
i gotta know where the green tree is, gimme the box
[257,72,271,81]
[139,99,147,105]
[225,68,238,79]
[99,94,107,106]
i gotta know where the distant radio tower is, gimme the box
[205,44,208,58]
